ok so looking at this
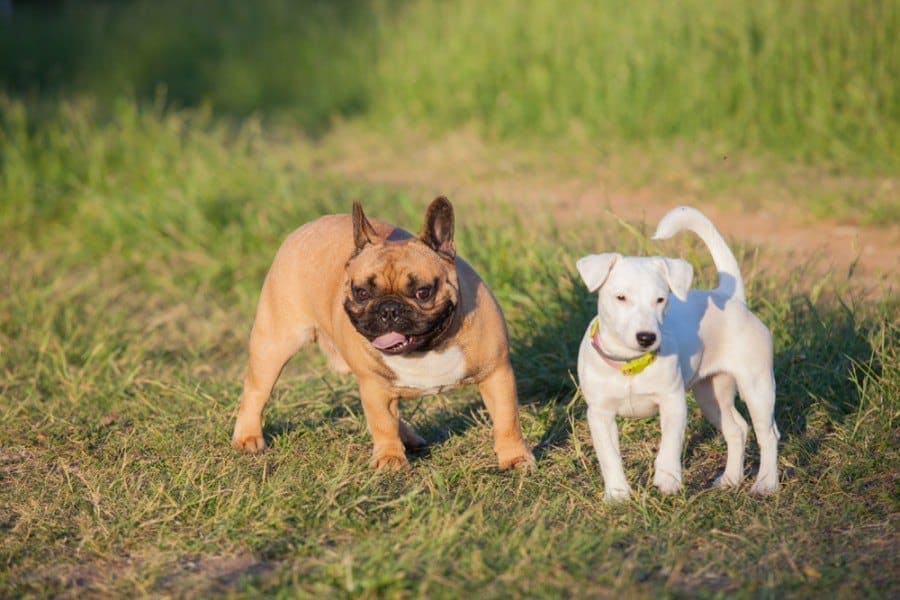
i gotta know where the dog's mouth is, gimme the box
[353,299,458,356]
[371,332,424,354]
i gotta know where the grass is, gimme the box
[1,0,898,172]
[1,98,898,597]
[1,2,897,595]
[371,0,900,171]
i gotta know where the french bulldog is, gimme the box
[232,196,535,471]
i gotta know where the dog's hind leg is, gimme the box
[232,290,312,452]
[694,374,748,488]
[738,371,780,494]
[398,419,426,449]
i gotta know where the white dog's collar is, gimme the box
[589,318,657,376]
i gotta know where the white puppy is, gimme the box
[576,206,779,500]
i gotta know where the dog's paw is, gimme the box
[604,486,632,502]
[713,473,741,489]
[370,453,410,471]
[232,433,266,453]
[497,444,537,471]
[653,471,683,495]
[749,477,778,495]
[499,450,537,471]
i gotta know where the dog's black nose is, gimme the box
[636,332,657,348]
[378,300,404,324]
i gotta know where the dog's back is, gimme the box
[653,206,746,304]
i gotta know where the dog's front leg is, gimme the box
[586,405,631,500]
[654,393,687,495]
[477,363,535,470]
[358,379,407,470]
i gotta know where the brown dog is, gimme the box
[232,197,535,470]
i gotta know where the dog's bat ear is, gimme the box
[576,253,620,292]
[421,196,456,261]
[352,201,381,250]
[659,257,693,300]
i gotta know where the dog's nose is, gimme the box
[636,331,657,348]
[378,300,404,324]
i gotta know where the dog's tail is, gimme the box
[652,206,745,303]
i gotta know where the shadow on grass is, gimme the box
[770,294,883,459]
[258,380,497,467]
[510,274,596,460]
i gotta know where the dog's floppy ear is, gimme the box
[576,253,621,292]
[658,257,693,300]
[420,196,456,261]
[352,201,381,251]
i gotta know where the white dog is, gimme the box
[576,206,779,500]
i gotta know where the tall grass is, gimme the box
[1,0,898,169]
[375,0,900,169]
[1,95,897,598]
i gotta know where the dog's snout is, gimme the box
[636,331,657,348]
[377,300,404,323]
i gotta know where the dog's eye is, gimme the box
[656,297,666,304]
[415,286,432,301]
[616,295,627,302]
[354,287,371,302]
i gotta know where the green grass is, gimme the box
[372,0,900,171]
[1,98,897,597]
[2,0,898,172]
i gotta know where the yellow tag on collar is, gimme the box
[620,351,657,376]
[590,318,656,376]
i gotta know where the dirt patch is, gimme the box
[311,127,897,296]
[155,553,272,595]
[548,189,897,295]
[30,552,269,598]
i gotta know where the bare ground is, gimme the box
[310,127,898,296]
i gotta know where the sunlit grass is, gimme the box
[1,98,897,597]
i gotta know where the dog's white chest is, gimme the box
[382,346,467,393]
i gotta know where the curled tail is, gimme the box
[652,206,746,303]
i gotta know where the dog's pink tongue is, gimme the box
[371,332,407,350]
